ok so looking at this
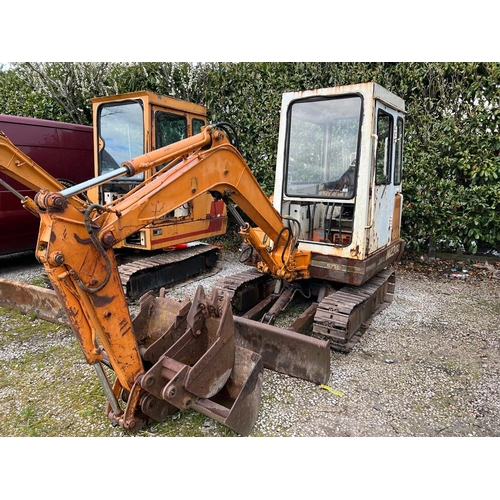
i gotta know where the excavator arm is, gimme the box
[1,126,310,283]
[7,125,327,435]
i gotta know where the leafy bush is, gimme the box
[1,62,499,253]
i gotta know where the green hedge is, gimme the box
[1,62,499,253]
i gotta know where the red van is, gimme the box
[0,115,93,255]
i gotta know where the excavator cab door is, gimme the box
[367,100,405,255]
[275,91,362,246]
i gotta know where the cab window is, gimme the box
[98,100,144,180]
[375,110,393,185]
[193,118,205,135]
[285,95,362,200]
[155,112,187,148]
[394,117,404,185]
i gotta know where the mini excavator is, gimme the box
[0,82,405,435]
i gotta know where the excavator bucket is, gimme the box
[191,344,262,435]
[134,285,263,435]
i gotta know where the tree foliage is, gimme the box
[1,62,499,253]
[393,62,500,253]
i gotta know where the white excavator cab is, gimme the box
[274,82,405,286]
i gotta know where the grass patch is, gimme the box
[16,405,41,436]
[0,307,239,437]
[477,299,500,315]
[30,276,49,288]
[0,306,62,344]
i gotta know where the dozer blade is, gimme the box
[0,279,67,325]
[233,316,330,385]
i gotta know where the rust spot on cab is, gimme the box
[350,245,360,258]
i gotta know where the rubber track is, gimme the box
[312,268,396,352]
[214,268,273,312]
[118,245,221,300]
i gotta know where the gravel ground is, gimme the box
[0,248,499,440]
[163,250,500,438]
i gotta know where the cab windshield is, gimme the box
[98,101,145,181]
[285,95,362,200]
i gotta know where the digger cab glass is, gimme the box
[285,95,362,200]
[154,111,188,172]
[155,112,187,148]
[98,101,145,182]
